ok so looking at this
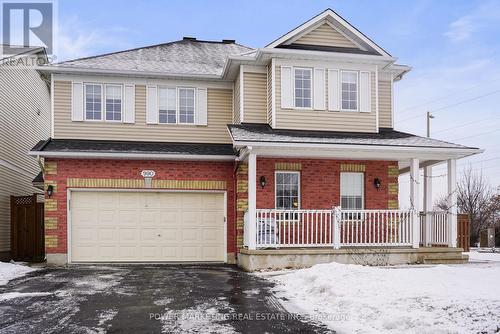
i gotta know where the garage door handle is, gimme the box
[157,234,161,237]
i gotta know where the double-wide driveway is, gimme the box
[0,265,331,333]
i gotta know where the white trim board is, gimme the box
[29,151,236,161]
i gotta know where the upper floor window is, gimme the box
[158,87,177,124]
[294,68,312,108]
[341,71,358,111]
[275,171,300,210]
[340,172,364,210]
[105,85,122,121]
[179,88,195,124]
[84,84,102,120]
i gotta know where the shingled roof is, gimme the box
[31,138,236,156]
[53,39,253,76]
[228,124,476,150]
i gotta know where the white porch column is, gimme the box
[247,152,257,250]
[447,159,457,247]
[410,158,420,248]
[423,166,433,246]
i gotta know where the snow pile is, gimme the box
[0,262,35,285]
[264,262,500,333]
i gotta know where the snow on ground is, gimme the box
[0,292,52,301]
[0,261,35,285]
[160,299,236,334]
[261,261,500,334]
[467,249,500,262]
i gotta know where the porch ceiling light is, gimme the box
[46,185,54,198]
[259,176,267,188]
[373,178,381,190]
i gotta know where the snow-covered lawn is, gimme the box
[467,249,500,262]
[0,261,35,286]
[261,256,500,333]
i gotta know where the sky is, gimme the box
[53,0,500,207]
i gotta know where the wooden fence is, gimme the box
[10,194,45,262]
[457,213,470,252]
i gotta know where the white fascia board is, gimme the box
[54,73,233,90]
[28,151,236,161]
[232,141,483,160]
[258,48,396,64]
[37,66,226,81]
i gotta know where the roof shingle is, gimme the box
[31,139,236,156]
[228,124,476,150]
[54,39,253,76]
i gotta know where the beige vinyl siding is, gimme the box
[0,65,50,172]
[233,73,241,124]
[267,64,273,125]
[54,81,233,143]
[242,72,267,123]
[379,80,392,128]
[294,23,358,48]
[0,166,41,252]
[274,66,377,132]
[0,59,49,254]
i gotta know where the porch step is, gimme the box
[422,253,469,264]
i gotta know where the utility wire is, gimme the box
[449,128,500,141]
[398,74,500,115]
[395,88,500,124]
[432,116,500,135]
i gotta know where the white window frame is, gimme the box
[158,86,177,124]
[293,67,313,110]
[157,86,196,125]
[340,172,364,210]
[84,83,103,121]
[178,87,196,125]
[104,84,123,122]
[340,70,359,112]
[274,171,301,210]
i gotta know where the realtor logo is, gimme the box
[1,0,55,55]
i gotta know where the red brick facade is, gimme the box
[44,157,398,259]
[255,158,398,210]
[43,159,236,255]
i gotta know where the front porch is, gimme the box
[238,208,467,271]
[229,124,481,270]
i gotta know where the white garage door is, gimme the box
[70,191,226,262]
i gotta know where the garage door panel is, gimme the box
[97,228,117,242]
[118,228,139,242]
[71,191,225,262]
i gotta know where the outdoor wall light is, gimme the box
[47,185,54,198]
[373,178,381,190]
[260,176,267,188]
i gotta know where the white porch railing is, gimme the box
[250,208,415,249]
[339,210,413,247]
[420,211,449,246]
[254,209,334,247]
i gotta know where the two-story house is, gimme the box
[31,9,481,269]
[0,45,51,261]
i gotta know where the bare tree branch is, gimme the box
[434,165,497,245]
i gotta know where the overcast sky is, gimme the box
[54,0,500,207]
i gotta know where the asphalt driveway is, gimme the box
[0,265,331,333]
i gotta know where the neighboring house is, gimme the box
[0,46,51,260]
[31,9,482,269]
